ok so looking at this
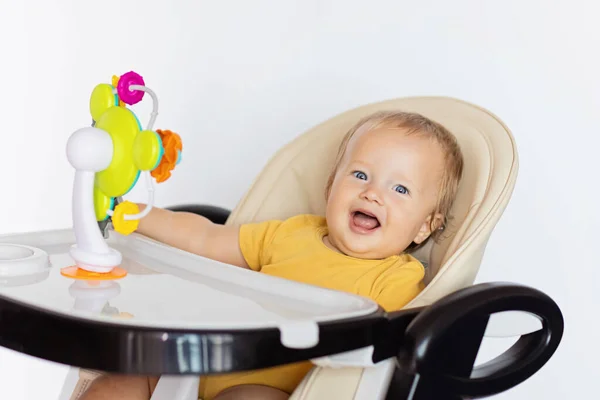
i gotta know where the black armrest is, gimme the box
[384,282,564,399]
[165,204,231,225]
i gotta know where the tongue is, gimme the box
[353,212,379,230]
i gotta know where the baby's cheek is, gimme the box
[336,181,353,194]
[388,209,415,230]
[386,199,406,217]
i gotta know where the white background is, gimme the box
[0,0,596,398]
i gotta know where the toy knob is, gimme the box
[67,127,113,172]
[151,129,182,183]
[117,71,146,105]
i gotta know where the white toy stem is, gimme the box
[130,84,159,131]
[72,171,112,254]
[112,84,159,131]
[70,170,122,273]
[67,127,122,273]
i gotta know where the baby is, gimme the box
[81,110,464,400]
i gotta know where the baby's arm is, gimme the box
[134,204,250,269]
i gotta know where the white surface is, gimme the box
[0,0,594,399]
[484,311,543,338]
[0,228,377,334]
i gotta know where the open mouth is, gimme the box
[350,210,381,232]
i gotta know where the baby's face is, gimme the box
[325,126,446,259]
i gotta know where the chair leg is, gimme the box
[354,359,395,400]
[289,359,395,400]
[57,367,79,400]
[289,367,362,400]
[58,368,105,400]
[58,368,200,400]
[150,376,200,400]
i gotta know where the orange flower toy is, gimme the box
[63,71,182,280]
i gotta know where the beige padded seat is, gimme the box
[227,95,517,306]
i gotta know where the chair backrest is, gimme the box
[226,97,518,308]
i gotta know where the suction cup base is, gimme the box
[61,265,128,281]
[69,244,122,272]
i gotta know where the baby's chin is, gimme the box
[326,235,393,260]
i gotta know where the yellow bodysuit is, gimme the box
[199,214,425,399]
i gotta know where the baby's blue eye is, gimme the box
[353,171,367,180]
[394,184,409,194]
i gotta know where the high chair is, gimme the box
[0,96,563,400]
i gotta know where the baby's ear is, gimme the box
[431,212,445,232]
[413,213,444,244]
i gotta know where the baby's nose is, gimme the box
[362,187,382,203]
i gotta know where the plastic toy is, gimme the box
[63,71,182,280]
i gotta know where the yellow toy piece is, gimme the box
[133,130,164,171]
[112,201,140,235]
[94,186,114,221]
[94,106,141,198]
[111,75,126,107]
[89,84,118,122]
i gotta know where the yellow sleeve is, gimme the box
[371,262,425,312]
[238,219,284,271]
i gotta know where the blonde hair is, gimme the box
[325,110,464,250]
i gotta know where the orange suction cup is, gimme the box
[60,265,128,280]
